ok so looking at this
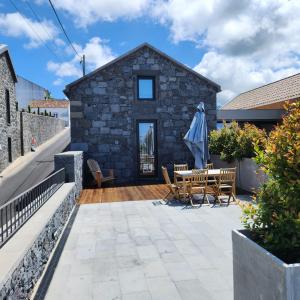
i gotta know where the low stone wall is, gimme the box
[0,183,76,300]
[210,154,267,193]
[21,112,65,154]
[55,151,83,197]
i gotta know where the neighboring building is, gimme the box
[65,43,220,183]
[0,45,20,172]
[218,73,300,130]
[16,75,46,110]
[30,99,70,126]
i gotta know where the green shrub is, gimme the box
[209,121,266,162]
[242,101,300,263]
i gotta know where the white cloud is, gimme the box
[42,0,151,27]
[53,78,64,86]
[152,0,300,106]
[0,12,58,48]
[48,37,115,79]
[195,51,300,106]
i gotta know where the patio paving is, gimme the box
[43,200,242,300]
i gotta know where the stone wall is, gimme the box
[21,112,65,155]
[68,45,219,183]
[0,52,21,172]
[55,151,83,197]
[0,184,76,300]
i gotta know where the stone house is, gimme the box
[65,43,221,183]
[0,45,20,172]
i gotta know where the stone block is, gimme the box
[98,144,110,153]
[111,104,120,113]
[100,127,110,134]
[93,87,106,95]
[92,120,105,128]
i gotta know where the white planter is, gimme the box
[232,230,300,300]
[239,158,267,193]
[210,155,267,192]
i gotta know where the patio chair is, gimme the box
[162,166,187,204]
[87,159,115,188]
[205,163,214,169]
[214,168,236,205]
[174,163,189,186]
[187,169,209,206]
[174,163,188,171]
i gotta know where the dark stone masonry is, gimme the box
[65,43,220,183]
[0,46,66,173]
[0,47,20,172]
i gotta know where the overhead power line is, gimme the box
[8,0,63,62]
[47,0,81,60]
[24,0,65,61]
[25,0,54,44]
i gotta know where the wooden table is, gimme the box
[174,169,236,201]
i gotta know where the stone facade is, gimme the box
[0,49,21,172]
[21,112,65,154]
[55,151,83,197]
[0,184,76,300]
[66,44,220,183]
[0,46,66,173]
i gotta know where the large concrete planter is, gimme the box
[232,230,300,300]
[210,155,267,192]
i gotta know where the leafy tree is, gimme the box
[242,101,300,263]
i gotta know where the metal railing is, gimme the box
[0,168,65,248]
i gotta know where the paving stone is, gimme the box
[92,280,121,300]
[143,260,168,278]
[164,261,197,281]
[147,277,181,300]
[121,291,152,300]
[119,269,147,294]
[175,279,212,300]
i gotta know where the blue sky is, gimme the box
[1,1,300,106]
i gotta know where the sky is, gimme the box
[1,0,300,107]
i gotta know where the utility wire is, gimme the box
[47,0,81,60]
[25,0,55,45]
[24,0,65,61]
[8,0,63,62]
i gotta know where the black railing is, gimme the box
[0,168,65,248]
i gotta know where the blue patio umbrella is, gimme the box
[184,102,210,169]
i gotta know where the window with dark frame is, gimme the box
[5,89,11,124]
[7,137,12,163]
[137,121,157,177]
[137,76,155,100]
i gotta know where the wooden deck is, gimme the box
[78,184,169,204]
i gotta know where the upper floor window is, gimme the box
[5,89,11,125]
[137,76,155,100]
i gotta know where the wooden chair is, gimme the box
[214,168,236,205]
[174,163,188,186]
[187,169,209,206]
[205,163,214,169]
[174,163,188,171]
[162,166,187,204]
[87,159,115,188]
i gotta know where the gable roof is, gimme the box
[64,43,221,95]
[222,73,300,110]
[30,99,69,108]
[0,44,17,82]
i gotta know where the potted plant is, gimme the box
[232,101,300,300]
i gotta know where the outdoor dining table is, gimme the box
[174,169,236,200]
